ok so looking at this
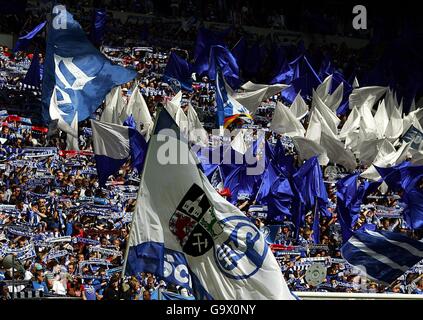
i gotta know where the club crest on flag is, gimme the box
[169,184,268,280]
[213,215,268,280]
[169,183,223,257]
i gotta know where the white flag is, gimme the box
[324,82,344,112]
[120,87,153,140]
[124,109,293,300]
[270,102,305,137]
[349,86,387,110]
[374,100,389,138]
[290,92,309,120]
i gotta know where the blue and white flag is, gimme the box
[341,229,423,285]
[124,109,293,300]
[42,5,136,125]
[215,70,251,129]
[91,120,147,186]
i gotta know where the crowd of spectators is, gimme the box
[0,3,423,300]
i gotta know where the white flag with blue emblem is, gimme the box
[124,108,293,300]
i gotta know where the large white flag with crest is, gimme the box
[124,109,293,300]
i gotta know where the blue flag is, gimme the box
[13,21,47,52]
[336,173,359,243]
[341,229,423,285]
[193,27,226,76]
[208,45,241,89]
[163,51,193,91]
[293,156,328,212]
[215,69,249,127]
[90,8,107,46]
[312,198,320,244]
[22,50,42,88]
[256,161,293,221]
[280,55,322,103]
[375,161,412,191]
[41,5,137,125]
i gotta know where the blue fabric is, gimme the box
[270,59,294,85]
[193,27,226,76]
[162,248,192,290]
[256,161,293,221]
[94,155,127,186]
[22,50,42,87]
[264,225,282,244]
[312,202,320,244]
[336,173,360,243]
[403,189,423,229]
[223,164,260,204]
[208,45,241,89]
[128,127,148,172]
[90,8,106,45]
[126,241,164,276]
[341,229,423,284]
[231,37,246,71]
[215,70,248,126]
[13,21,47,52]
[375,161,412,191]
[163,51,193,91]
[41,7,137,124]
[123,115,136,129]
[161,291,196,300]
[293,156,328,211]
[32,281,49,293]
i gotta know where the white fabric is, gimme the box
[91,120,130,159]
[316,74,332,101]
[290,92,309,120]
[231,129,248,155]
[292,136,329,166]
[240,81,289,96]
[270,102,305,137]
[233,88,268,114]
[353,77,359,88]
[120,87,153,140]
[165,91,183,119]
[305,110,322,143]
[175,107,189,137]
[127,121,293,299]
[385,89,398,118]
[236,82,288,114]
[358,138,385,166]
[384,106,403,141]
[66,112,79,151]
[101,86,125,125]
[361,141,411,181]
[359,104,378,137]
[101,87,117,123]
[312,90,340,136]
[309,107,338,141]
[374,100,389,138]
[187,103,209,146]
[339,107,360,139]
[349,86,387,110]
[320,131,356,171]
[325,82,344,112]
[49,88,78,138]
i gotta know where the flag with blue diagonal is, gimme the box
[41,5,137,126]
[341,229,423,285]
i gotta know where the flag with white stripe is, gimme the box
[341,229,423,285]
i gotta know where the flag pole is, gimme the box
[120,103,162,280]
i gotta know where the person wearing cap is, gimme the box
[32,270,49,294]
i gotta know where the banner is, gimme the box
[402,125,423,150]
